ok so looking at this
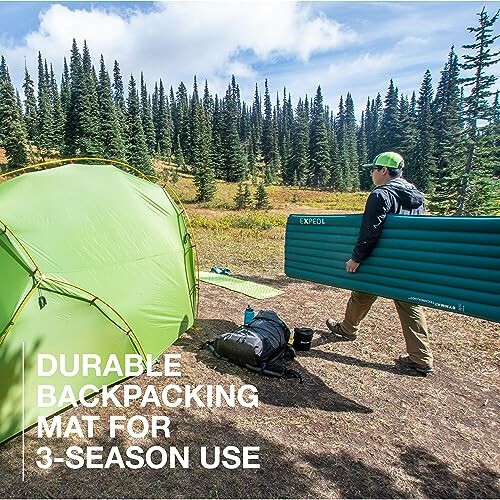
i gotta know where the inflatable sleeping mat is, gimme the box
[284,214,500,323]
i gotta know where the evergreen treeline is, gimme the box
[0,8,498,214]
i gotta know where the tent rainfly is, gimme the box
[0,163,197,443]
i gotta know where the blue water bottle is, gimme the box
[244,305,255,325]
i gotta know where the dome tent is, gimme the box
[0,161,197,443]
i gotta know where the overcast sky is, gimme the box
[0,1,498,117]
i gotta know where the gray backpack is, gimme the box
[205,310,302,382]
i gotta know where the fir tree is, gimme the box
[254,182,271,209]
[112,60,127,141]
[327,111,342,189]
[140,72,156,155]
[357,111,370,190]
[262,79,273,167]
[0,56,29,169]
[457,7,499,215]
[60,58,70,113]
[174,81,190,165]
[288,98,309,186]
[49,64,65,151]
[411,70,436,191]
[22,65,37,142]
[97,55,125,160]
[221,81,245,182]
[234,182,252,209]
[429,47,466,214]
[379,80,399,152]
[309,86,331,187]
[190,76,215,201]
[342,93,359,190]
[36,52,54,158]
[155,79,172,161]
[64,39,101,156]
[81,41,102,156]
[210,95,224,178]
[250,83,262,160]
[126,74,153,176]
[175,136,185,170]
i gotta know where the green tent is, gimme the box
[0,163,197,443]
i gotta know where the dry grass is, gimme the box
[1,177,499,499]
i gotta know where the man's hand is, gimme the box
[346,259,360,273]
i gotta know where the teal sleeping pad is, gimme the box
[284,214,500,323]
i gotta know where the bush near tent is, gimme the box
[0,163,197,443]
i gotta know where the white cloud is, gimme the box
[1,2,355,94]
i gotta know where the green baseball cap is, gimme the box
[364,151,404,169]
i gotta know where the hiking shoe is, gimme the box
[398,354,433,375]
[325,318,357,341]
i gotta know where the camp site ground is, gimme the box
[1,196,498,499]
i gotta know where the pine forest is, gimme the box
[0,7,498,215]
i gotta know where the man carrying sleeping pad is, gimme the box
[326,152,434,375]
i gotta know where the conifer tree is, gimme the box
[254,182,270,209]
[175,136,185,170]
[81,41,102,156]
[262,79,273,167]
[202,80,214,118]
[287,98,309,186]
[97,55,125,160]
[174,82,190,164]
[49,64,65,151]
[266,107,281,183]
[221,82,245,182]
[155,79,172,161]
[309,86,331,187]
[342,93,359,190]
[190,76,215,201]
[210,95,224,178]
[22,65,37,142]
[379,80,399,152]
[140,72,156,155]
[64,39,101,156]
[457,7,499,214]
[0,56,29,169]
[396,92,418,167]
[112,60,127,140]
[126,74,153,175]
[367,93,383,159]
[327,111,342,189]
[357,111,370,190]
[429,48,466,214]
[250,83,262,158]
[411,70,436,191]
[234,182,251,209]
[36,52,54,158]
[60,58,70,113]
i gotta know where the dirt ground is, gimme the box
[1,266,499,498]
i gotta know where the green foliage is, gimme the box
[125,74,153,176]
[191,213,286,231]
[0,8,496,209]
[0,56,29,169]
[233,182,252,209]
[309,86,331,187]
[254,182,271,209]
[456,7,500,215]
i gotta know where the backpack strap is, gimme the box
[245,362,303,383]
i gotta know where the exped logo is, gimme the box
[299,217,325,225]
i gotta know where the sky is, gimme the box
[0,1,498,118]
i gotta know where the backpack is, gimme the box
[204,310,303,382]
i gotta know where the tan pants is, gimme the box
[340,291,433,367]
